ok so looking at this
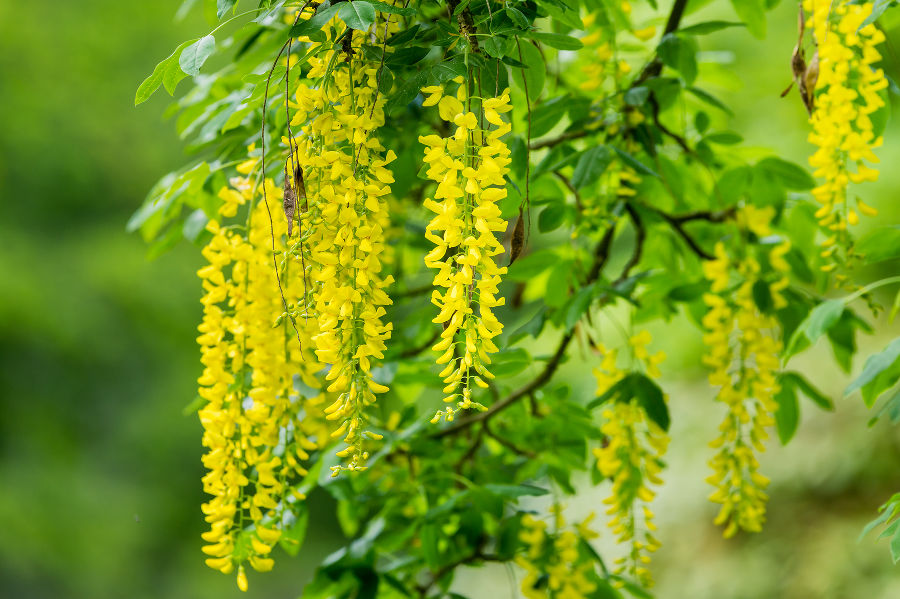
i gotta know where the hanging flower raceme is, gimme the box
[197,173,323,590]
[592,332,668,588]
[419,81,513,422]
[702,240,783,538]
[517,511,600,598]
[805,0,887,269]
[287,30,395,475]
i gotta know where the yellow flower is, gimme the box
[702,247,782,537]
[419,83,512,421]
[806,0,887,267]
[592,337,668,588]
[197,175,323,588]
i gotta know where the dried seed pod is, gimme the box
[803,52,819,114]
[508,209,526,266]
[283,163,296,238]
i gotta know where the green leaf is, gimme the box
[757,157,815,190]
[135,40,195,105]
[613,147,658,177]
[216,0,237,19]
[511,40,545,100]
[869,387,900,426]
[179,34,216,76]
[419,524,441,569]
[624,86,650,106]
[483,35,513,58]
[538,204,567,232]
[860,497,900,541]
[845,337,900,407]
[290,4,342,36]
[588,373,670,431]
[686,86,734,115]
[368,0,416,15]
[861,0,897,28]
[565,284,596,330]
[774,383,799,444]
[491,348,532,377]
[705,131,743,145]
[530,95,570,138]
[782,372,834,411]
[484,484,549,498]
[339,1,376,30]
[657,33,698,85]
[506,7,530,29]
[528,32,584,50]
[857,227,900,264]
[507,250,557,280]
[280,504,310,556]
[785,299,845,362]
[571,145,613,188]
[730,0,767,38]
[680,20,746,34]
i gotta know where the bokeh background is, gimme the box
[1,0,899,598]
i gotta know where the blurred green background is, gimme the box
[0,1,898,598]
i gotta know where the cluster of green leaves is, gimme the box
[134,0,900,595]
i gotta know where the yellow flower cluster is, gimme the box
[418,80,512,421]
[702,241,785,537]
[592,331,667,587]
[288,29,395,475]
[517,512,600,598]
[805,0,887,267]
[579,1,650,94]
[197,175,323,589]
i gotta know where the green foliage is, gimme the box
[129,0,900,595]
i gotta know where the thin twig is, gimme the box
[260,3,314,348]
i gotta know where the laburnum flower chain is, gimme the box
[419,79,513,422]
[701,208,790,537]
[517,510,602,598]
[288,25,396,476]
[805,0,887,270]
[592,331,668,588]
[197,172,325,590]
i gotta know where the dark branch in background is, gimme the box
[635,0,690,84]
[553,170,582,214]
[434,225,619,439]
[617,204,646,282]
[641,205,735,261]
[649,96,691,153]
[483,421,536,458]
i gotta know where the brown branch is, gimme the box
[635,0,690,84]
[446,0,481,53]
[616,204,646,285]
[642,204,734,261]
[484,421,536,458]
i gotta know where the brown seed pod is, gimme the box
[803,52,819,114]
[508,209,526,266]
[283,163,296,238]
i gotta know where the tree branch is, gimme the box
[433,225,618,439]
